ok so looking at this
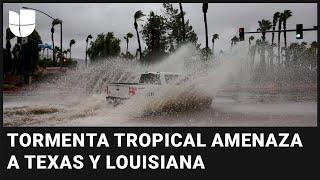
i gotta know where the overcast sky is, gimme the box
[3,3,317,59]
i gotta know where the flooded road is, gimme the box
[3,92,316,127]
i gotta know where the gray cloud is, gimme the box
[3,3,317,59]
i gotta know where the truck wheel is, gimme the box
[113,99,122,107]
[114,100,119,107]
[106,98,115,105]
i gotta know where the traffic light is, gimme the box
[296,24,303,39]
[239,28,244,41]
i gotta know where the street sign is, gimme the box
[38,43,53,49]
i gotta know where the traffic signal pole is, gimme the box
[239,26,317,41]
[244,27,318,34]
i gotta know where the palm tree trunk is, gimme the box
[283,20,289,66]
[70,45,72,59]
[51,28,56,65]
[126,39,129,54]
[277,21,282,65]
[135,27,142,59]
[271,23,276,68]
[60,23,63,68]
[271,25,275,45]
[261,33,266,72]
[179,3,186,43]
[283,20,287,48]
[270,48,274,66]
[85,41,88,66]
[212,41,214,54]
[204,12,208,50]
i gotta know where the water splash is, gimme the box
[4,43,249,126]
[108,44,247,118]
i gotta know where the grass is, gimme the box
[3,83,18,91]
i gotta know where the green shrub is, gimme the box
[38,58,55,68]
[3,83,17,90]
[32,71,42,80]
[63,58,77,68]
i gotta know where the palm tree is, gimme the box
[51,19,61,65]
[54,46,62,66]
[202,2,209,51]
[134,10,145,59]
[277,13,285,65]
[232,36,239,45]
[179,3,186,43]
[69,39,76,59]
[231,36,239,49]
[257,19,272,71]
[63,49,69,57]
[272,12,280,45]
[124,32,133,54]
[54,46,61,54]
[211,34,219,53]
[271,12,280,67]
[85,34,93,66]
[248,36,255,66]
[282,10,292,48]
[258,19,272,42]
[249,36,255,45]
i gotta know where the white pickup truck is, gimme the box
[105,72,212,108]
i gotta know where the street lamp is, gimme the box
[22,6,63,65]
[85,34,93,67]
[22,6,55,19]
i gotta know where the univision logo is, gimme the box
[9,9,36,37]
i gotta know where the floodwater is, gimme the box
[3,91,317,127]
[2,44,317,127]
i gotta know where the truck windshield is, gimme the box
[139,73,161,85]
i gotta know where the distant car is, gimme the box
[105,72,212,109]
